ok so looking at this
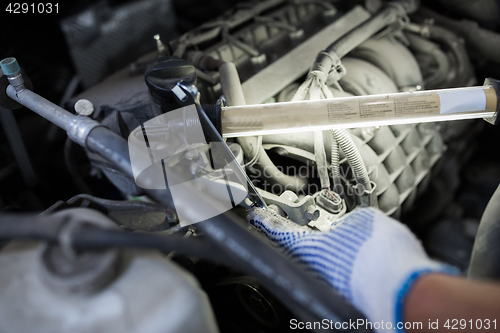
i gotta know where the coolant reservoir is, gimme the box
[0,241,219,333]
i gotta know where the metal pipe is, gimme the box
[221,84,499,138]
[6,85,102,147]
[6,85,75,130]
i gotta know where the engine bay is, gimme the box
[1,0,500,332]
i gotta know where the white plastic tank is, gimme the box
[0,240,219,333]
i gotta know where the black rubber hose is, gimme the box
[468,183,500,280]
[84,126,371,332]
[86,126,134,177]
[434,0,499,24]
[416,7,500,65]
[0,214,230,265]
[0,208,372,332]
[179,209,372,333]
[75,228,230,265]
[0,214,63,242]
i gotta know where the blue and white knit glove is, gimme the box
[248,207,457,332]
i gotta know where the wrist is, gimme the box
[351,251,453,331]
[396,271,443,333]
[398,270,460,333]
[403,274,500,333]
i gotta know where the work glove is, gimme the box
[248,207,458,332]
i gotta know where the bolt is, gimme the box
[304,205,320,221]
[1,57,25,91]
[185,149,198,161]
[154,34,166,57]
[281,190,299,203]
[74,99,94,116]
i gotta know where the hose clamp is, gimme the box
[357,181,378,208]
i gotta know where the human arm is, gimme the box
[404,273,500,333]
[247,207,458,332]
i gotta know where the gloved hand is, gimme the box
[248,207,457,332]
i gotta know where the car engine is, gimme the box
[1,0,500,332]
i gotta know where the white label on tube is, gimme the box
[438,89,486,114]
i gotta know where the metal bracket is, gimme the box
[258,189,320,226]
